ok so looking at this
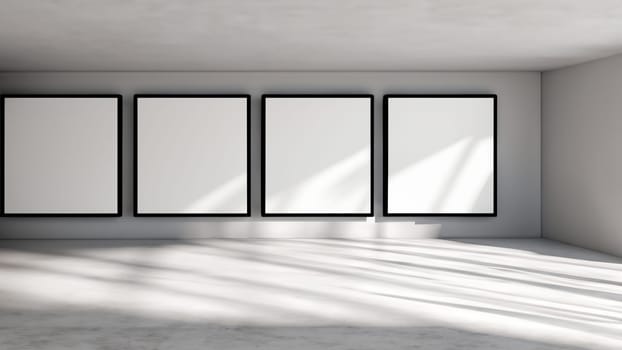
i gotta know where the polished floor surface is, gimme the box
[0,238,621,349]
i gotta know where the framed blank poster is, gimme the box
[135,95,250,216]
[262,94,373,216]
[384,94,496,216]
[2,95,122,216]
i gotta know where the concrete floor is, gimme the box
[0,238,621,349]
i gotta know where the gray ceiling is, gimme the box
[1,0,622,72]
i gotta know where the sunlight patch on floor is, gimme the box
[0,238,621,349]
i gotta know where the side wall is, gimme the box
[542,55,622,256]
[0,72,541,239]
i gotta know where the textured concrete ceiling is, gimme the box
[1,0,622,72]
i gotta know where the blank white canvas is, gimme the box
[264,97,372,214]
[4,97,119,214]
[386,97,494,214]
[136,97,248,214]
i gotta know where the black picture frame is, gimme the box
[1,94,123,217]
[261,94,374,217]
[383,94,497,217]
[134,94,251,217]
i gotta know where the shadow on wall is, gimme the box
[0,239,621,349]
[183,137,491,218]
[186,97,493,214]
[266,148,371,213]
[387,96,494,214]
[138,100,248,214]
[186,174,247,212]
[389,135,493,213]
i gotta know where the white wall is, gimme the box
[0,72,541,239]
[542,55,622,256]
